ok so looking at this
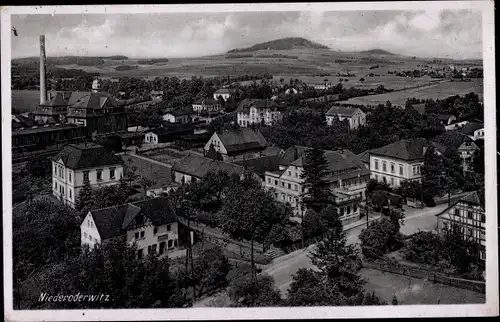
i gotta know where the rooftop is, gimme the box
[12,123,85,136]
[165,109,194,117]
[235,99,281,113]
[193,98,219,105]
[172,154,247,179]
[51,143,124,169]
[326,106,362,117]
[459,122,484,135]
[369,138,447,161]
[215,128,268,154]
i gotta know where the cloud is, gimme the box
[10,10,482,59]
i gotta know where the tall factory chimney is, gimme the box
[39,35,47,104]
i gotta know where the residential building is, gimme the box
[162,110,193,124]
[459,122,484,141]
[81,198,182,258]
[236,99,284,127]
[326,106,366,129]
[445,120,470,131]
[264,146,370,224]
[65,92,128,134]
[192,98,222,115]
[435,131,479,172]
[171,154,260,184]
[144,124,194,144]
[368,138,447,187]
[435,113,457,126]
[204,128,268,161]
[213,88,237,101]
[436,191,485,261]
[51,143,124,208]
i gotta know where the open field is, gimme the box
[340,79,483,107]
[361,268,485,305]
[12,90,40,112]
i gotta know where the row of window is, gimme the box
[134,224,173,240]
[267,177,303,192]
[453,208,486,223]
[82,167,116,182]
[83,232,98,244]
[54,164,73,182]
[373,159,406,176]
[339,205,358,217]
[442,221,485,240]
[374,174,397,186]
[54,182,74,200]
[137,239,178,258]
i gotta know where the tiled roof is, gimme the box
[326,106,362,117]
[89,198,176,240]
[459,122,484,135]
[216,128,267,154]
[150,124,194,137]
[51,143,124,169]
[232,155,281,176]
[435,113,455,121]
[435,131,474,150]
[235,99,280,113]
[369,138,447,161]
[436,190,485,218]
[69,92,120,110]
[357,150,370,164]
[40,91,73,106]
[278,146,311,166]
[172,154,246,179]
[12,124,84,136]
[193,98,219,105]
[214,88,233,94]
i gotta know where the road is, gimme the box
[263,204,450,295]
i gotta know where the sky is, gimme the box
[10,10,482,60]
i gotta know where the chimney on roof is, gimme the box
[39,35,47,104]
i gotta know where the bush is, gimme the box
[359,218,403,260]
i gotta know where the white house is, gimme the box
[213,88,235,101]
[459,122,485,141]
[192,98,222,115]
[236,99,284,127]
[436,191,485,261]
[445,120,470,131]
[162,110,193,124]
[204,128,268,161]
[326,106,366,129]
[264,146,369,224]
[368,138,447,188]
[51,143,124,208]
[81,198,182,258]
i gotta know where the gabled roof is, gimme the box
[435,131,476,150]
[279,146,311,167]
[89,198,177,240]
[459,122,484,135]
[435,113,455,121]
[357,150,370,164]
[193,98,219,105]
[235,99,281,113]
[369,138,447,161]
[233,155,281,177]
[216,128,267,154]
[51,143,124,169]
[436,191,485,219]
[172,154,246,178]
[40,91,72,107]
[165,109,194,117]
[326,106,362,117]
[70,92,120,110]
[214,88,234,95]
[149,123,194,136]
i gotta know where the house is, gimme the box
[171,154,260,184]
[204,128,268,161]
[436,191,485,261]
[264,146,370,224]
[192,98,222,115]
[435,131,479,172]
[236,99,284,127]
[65,92,128,134]
[445,120,470,131]
[150,90,164,101]
[368,138,447,187]
[357,150,371,170]
[162,110,193,124]
[435,113,457,126]
[144,124,194,144]
[146,182,180,199]
[51,143,124,208]
[213,88,237,101]
[81,197,182,258]
[310,82,332,90]
[232,153,283,179]
[174,132,213,149]
[326,106,366,129]
[34,91,72,124]
[459,122,484,141]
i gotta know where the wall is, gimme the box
[81,212,102,248]
[126,220,179,257]
[370,155,423,187]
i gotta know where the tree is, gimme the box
[300,146,332,213]
[205,143,223,161]
[124,159,139,188]
[26,154,51,178]
[191,247,230,298]
[302,209,327,239]
[392,295,399,305]
[441,148,465,205]
[76,174,94,212]
[139,176,155,194]
[359,218,403,260]
[421,146,442,201]
[472,140,484,174]
[286,269,345,306]
[370,190,388,211]
[228,275,283,307]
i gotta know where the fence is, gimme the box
[363,261,485,293]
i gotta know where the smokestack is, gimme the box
[39,35,47,104]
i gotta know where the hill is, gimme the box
[359,49,397,56]
[228,37,329,53]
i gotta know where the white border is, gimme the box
[2,2,498,321]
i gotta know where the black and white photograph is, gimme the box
[2,2,498,321]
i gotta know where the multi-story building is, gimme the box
[192,98,222,115]
[459,122,485,141]
[51,143,124,208]
[436,191,485,261]
[368,138,447,188]
[435,131,479,172]
[204,128,268,161]
[33,91,73,124]
[213,88,236,101]
[264,146,370,224]
[162,110,193,124]
[236,99,284,127]
[326,106,366,129]
[81,198,181,258]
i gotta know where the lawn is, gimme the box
[340,79,483,107]
[361,268,485,305]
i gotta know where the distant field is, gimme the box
[12,90,40,112]
[340,80,483,107]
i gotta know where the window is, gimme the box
[96,169,103,182]
[167,224,172,231]
[467,211,473,220]
[174,239,178,247]
[353,205,358,212]
[69,189,72,200]
[294,184,298,191]
[391,177,394,185]
[374,159,379,170]
[137,249,143,259]
[54,164,57,173]
[55,182,58,190]
[168,240,173,248]
[151,244,157,253]
[147,245,152,253]
[480,251,486,260]
[295,173,298,178]
[274,180,278,186]
[94,237,97,243]
[267,178,271,183]
[382,161,387,172]
[454,208,460,216]
[281,181,284,187]
[399,165,403,175]
[69,172,72,183]
[287,183,291,189]
[84,232,88,239]
[140,231,145,238]
[110,167,116,179]
[340,208,345,217]
[159,242,166,254]
[83,171,89,182]
[390,163,395,173]
[467,228,473,237]
[347,206,351,214]
[481,214,486,222]
[383,177,387,184]
[135,232,139,239]
[154,227,158,235]
[288,171,291,176]
[282,194,285,201]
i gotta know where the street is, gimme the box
[263,204,450,295]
